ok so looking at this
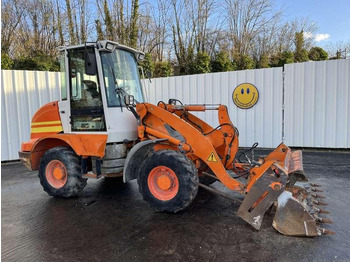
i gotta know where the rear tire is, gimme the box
[138,150,199,213]
[38,147,87,198]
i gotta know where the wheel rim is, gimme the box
[45,160,67,188]
[148,166,179,201]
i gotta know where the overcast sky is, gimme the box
[277,0,350,46]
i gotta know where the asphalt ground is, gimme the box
[2,150,350,262]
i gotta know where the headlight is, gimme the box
[105,42,115,51]
[138,53,145,60]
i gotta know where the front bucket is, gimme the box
[273,190,334,236]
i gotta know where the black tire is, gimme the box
[138,150,199,213]
[38,146,87,198]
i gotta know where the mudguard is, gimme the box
[123,139,167,182]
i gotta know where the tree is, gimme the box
[1,0,27,54]
[210,51,233,72]
[79,0,87,43]
[154,61,172,77]
[325,40,350,59]
[56,0,64,45]
[256,54,270,68]
[225,0,281,57]
[65,0,76,44]
[170,0,195,74]
[151,0,171,61]
[103,0,114,40]
[139,53,154,77]
[308,47,328,61]
[0,0,331,73]
[95,19,104,40]
[12,52,59,71]
[1,53,14,69]
[129,0,139,48]
[295,49,309,62]
[269,51,294,67]
[294,31,309,62]
[233,54,255,70]
[189,51,211,74]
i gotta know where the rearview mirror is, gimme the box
[85,51,97,76]
[124,95,135,106]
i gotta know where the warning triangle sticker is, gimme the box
[207,152,218,162]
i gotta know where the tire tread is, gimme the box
[38,146,87,198]
[138,150,198,213]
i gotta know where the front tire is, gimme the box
[39,147,87,198]
[138,150,199,213]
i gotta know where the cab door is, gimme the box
[67,47,106,132]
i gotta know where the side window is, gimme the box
[59,51,67,100]
[68,48,106,132]
[100,49,144,107]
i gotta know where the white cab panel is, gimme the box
[58,100,71,133]
[105,107,138,142]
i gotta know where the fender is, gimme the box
[19,134,108,171]
[123,139,167,183]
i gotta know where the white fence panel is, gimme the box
[144,68,283,148]
[1,70,60,161]
[284,59,350,148]
[3,59,347,161]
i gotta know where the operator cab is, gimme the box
[58,40,145,142]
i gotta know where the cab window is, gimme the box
[68,47,106,132]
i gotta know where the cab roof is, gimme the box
[58,40,145,61]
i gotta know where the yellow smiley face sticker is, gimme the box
[232,83,259,109]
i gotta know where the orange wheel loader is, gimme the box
[19,41,334,236]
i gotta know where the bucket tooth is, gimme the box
[310,183,322,187]
[319,228,336,235]
[311,188,323,192]
[313,200,328,206]
[318,209,330,214]
[311,193,326,198]
[310,208,330,215]
[316,217,333,224]
[307,199,328,206]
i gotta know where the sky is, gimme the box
[276,0,350,47]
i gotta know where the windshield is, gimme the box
[100,49,144,107]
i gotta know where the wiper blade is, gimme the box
[115,88,124,112]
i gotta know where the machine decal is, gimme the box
[207,152,218,162]
[31,121,63,133]
[232,83,259,109]
[31,120,62,126]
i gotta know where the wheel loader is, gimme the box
[19,40,333,236]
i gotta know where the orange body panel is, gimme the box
[136,103,245,193]
[20,134,108,171]
[29,101,63,139]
